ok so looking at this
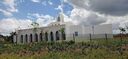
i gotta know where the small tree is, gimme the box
[8,32,16,43]
[119,27,126,43]
[31,22,39,32]
[119,27,126,56]
[59,28,65,41]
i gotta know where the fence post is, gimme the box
[89,33,92,42]
[73,34,75,42]
[105,33,108,40]
[105,33,108,46]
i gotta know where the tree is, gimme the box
[59,28,65,41]
[119,27,126,43]
[31,22,39,32]
[9,32,16,43]
[119,27,126,34]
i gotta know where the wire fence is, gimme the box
[66,34,113,42]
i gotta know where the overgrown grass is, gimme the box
[0,38,128,59]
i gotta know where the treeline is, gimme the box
[0,34,13,43]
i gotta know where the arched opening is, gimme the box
[21,35,23,43]
[35,33,38,42]
[30,34,32,42]
[56,31,60,40]
[45,32,48,41]
[61,31,66,40]
[50,32,54,41]
[25,34,28,43]
[40,33,43,41]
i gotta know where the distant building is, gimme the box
[13,13,113,44]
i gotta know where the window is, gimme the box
[35,33,38,42]
[40,33,43,41]
[21,35,23,43]
[25,34,28,43]
[75,32,78,36]
[30,34,32,42]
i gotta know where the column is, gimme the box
[27,34,30,43]
[23,35,25,44]
[38,33,40,42]
[32,34,35,42]
[42,33,44,41]
[48,32,50,42]
[17,35,21,44]
[53,32,56,41]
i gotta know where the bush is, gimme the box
[68,40,75,45]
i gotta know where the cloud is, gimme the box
[103,15,128,34]
[84,13,107,26]
[3,0,18,12]
[0,13,55,35]
[36,15,54,26]
[0,0,18,17]
[64,0,68,3]
[69,8,90,25]
[0,18,32,35]
[70,9,107,26]
[0,9,12,16]
[48,1,53,5]
[31,0,40,3]
[88,0,128,16]
[27,13,54,26]
[69,0,128,16]
[106,16,128,29]
[67,0,128,34]
[68,0,89,9]
[55,5,63,12]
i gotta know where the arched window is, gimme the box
[30,34,32,42]
[21,35,23,43]
[56,31,60,40]
[40,33,43,41]
[25,34,28,43]
[61,31,66,40]
[50,32,54,41]
[35,33,38,42]
[45,32,48,41]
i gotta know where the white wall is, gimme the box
[93,24,112,34]
[65,24,113,42]
[14,24,113,43]
[15,25,66,44]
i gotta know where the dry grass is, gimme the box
[0,38,128,59]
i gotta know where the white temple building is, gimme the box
[13,13,113,44]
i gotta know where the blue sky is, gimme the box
[0,0,73,20]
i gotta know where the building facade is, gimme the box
[13,13,113,44]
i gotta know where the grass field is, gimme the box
[0,38,128,59]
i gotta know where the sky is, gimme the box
[0,0,128,35]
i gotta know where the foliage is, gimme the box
[0,39,127,59]
[119,27,126,34]
[31,22,39,32]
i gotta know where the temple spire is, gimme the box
[57,0,64,22]
[57,12,64,22]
